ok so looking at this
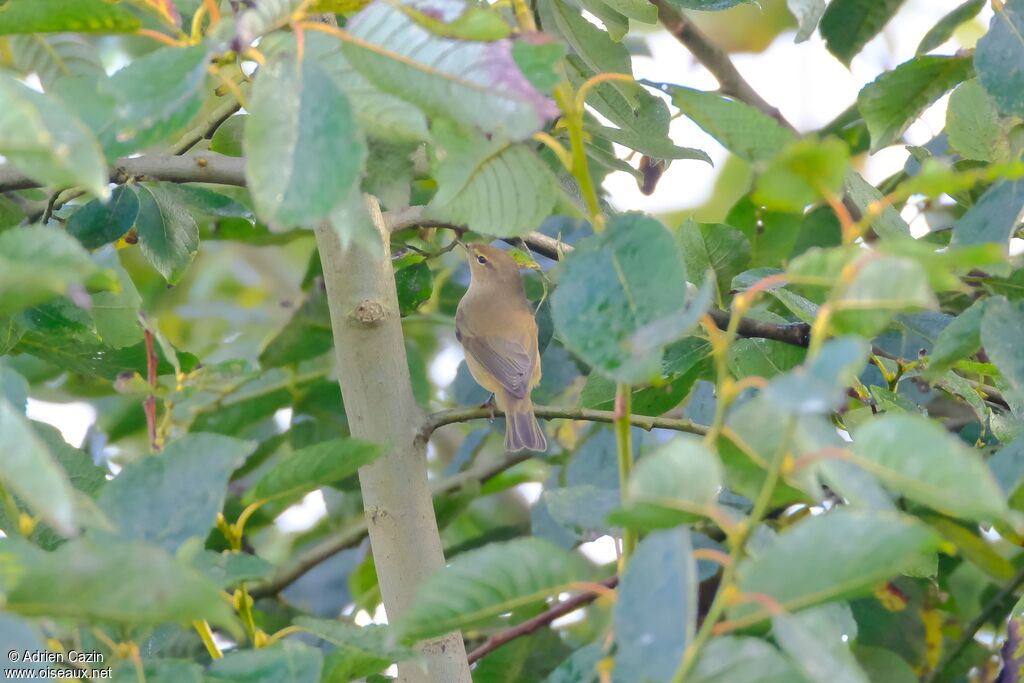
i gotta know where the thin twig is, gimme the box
[467,576,620,664]
[924,561,1024,683]
[250,451,535,597]
[650,0,795,131]
[419,405,707,446]
[169,97,243,155]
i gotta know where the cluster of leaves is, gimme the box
[2,0,1024,681]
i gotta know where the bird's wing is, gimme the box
[460,333,536,399]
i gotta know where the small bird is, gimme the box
[456,242,547,453]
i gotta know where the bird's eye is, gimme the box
[476,255,487,265]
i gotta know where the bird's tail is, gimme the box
[504,395,547,453]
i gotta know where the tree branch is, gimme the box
[0,152,246,193]
[314,197,471,683]
[466,576,620,664]
[251,450,535,598]
[650,0,795,131]
[420,405,707,446]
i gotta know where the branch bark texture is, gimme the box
[313,197,471,683]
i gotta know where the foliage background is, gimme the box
[1,0,1024,682]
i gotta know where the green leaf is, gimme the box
[429,121,557,237]
[678,220,751,305]
[206,641,322,683]
[191,550,273,589]
[992,436,1024,498]
[246,49,365,229]
[544,644,602,683]
[788,0,826,42]
[111,661,204,683]
[728,337,806,380]
[0,72,107,197]
[831,255,936,337]
[540,0,631,89]
[96,434,255,552]
[260,290,333,368]
[820,0,907,66]
[579,338,712,417]
[5,34,105,91]
[853,646,918,683]
[690,637,804,683]
[0,0,141,34]
[665,86,795,162]
[982,297,1024,413]
[614,529,696,683]
[0,615,48,676]
[512,40,565,93]
[0,365,28,410]
[12,299,196,381]
[210,114,246,157]
[947,79,1013,163]
[851,414,1009,523]
[66,186,140,250]
[725,199,803,268]
[753,138,848,212]
[567,58,686,163]
[951,179,1024,254]
[764,336,869,415]
[2,537,239,633]
[551,213,692,384]
[843,171,910,241]
[589,121,711,163]
[731,509,938,627]
[263,31,430,143]
[246,437,382,503]
[397,2,512,40]
[395,260,433,316]
[543,485,619,533]
[917,0,985,54]
[105,44,209,156]
[857,55,973,152]
[399,538,587,640]
[922,298,988,380]
[0,225,97,316]
[772,604,870,683]
[90,249,143,349]
[975,0,1024,117]
[134,183,199,284]
[0,398,77,536]
[619,438,722,528]
[345,0,554,141]
[920,514,1015,581]
[156,183,253,221]
[295,617,415,681]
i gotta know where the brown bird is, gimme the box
[456,242,546,452]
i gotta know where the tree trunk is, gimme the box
[313,197,472,683]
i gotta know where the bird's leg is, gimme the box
[479,393,495,419]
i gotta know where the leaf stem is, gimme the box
[512,0,537,32]
[192,620,222,660]
[614,383,636,568]
[669,418,795,683]
[554,84,604,231]
[701,296,746,446]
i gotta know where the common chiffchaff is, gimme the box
[455,243,546,452]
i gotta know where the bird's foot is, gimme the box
[479,394,497,421]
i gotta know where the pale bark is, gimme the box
[313,196,471,683]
